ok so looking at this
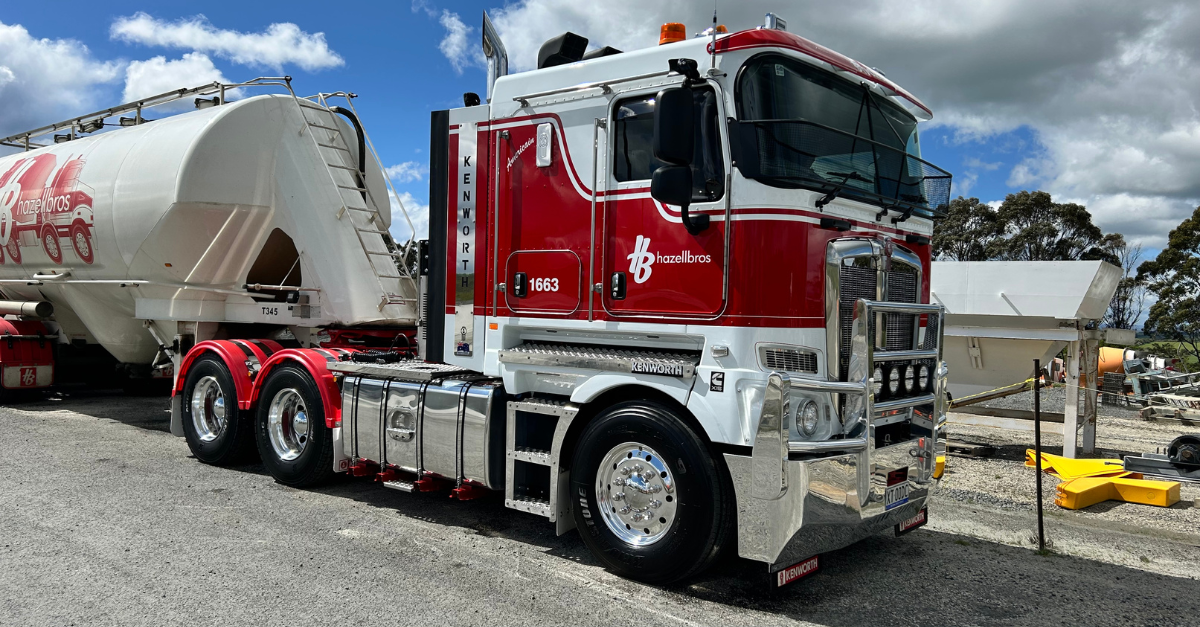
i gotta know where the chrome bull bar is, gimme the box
[736,299,947,566]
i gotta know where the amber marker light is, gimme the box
[659,22,686,45]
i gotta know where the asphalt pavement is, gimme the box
[2,390,1198,627]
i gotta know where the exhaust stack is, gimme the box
[482,11,508,103]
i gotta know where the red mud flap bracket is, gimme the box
[773,555,820,588]
[895,507,928,536]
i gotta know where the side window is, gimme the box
[612,88,725,202]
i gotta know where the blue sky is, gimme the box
[2,0,1199,267]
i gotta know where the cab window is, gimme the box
[612,88,725,202]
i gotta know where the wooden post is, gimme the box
[1081,334,1099,455]
[1062,339,1081,458]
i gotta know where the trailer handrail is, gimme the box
[0,77,294,150]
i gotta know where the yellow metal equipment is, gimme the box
[1025,450,1127,480]
[1055,476,1181,510]
[933,455,945,479]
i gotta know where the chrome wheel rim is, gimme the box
[596,442,678,547]
[267,388,310,461]
[44,233,58,258]
[190,376,227,442]
[74,231,89,257]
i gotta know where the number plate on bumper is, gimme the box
[775,555,819,587]
[884,467,910,511]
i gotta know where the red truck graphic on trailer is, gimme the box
[0,153,96,265]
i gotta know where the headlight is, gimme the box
[887,366,901,397]
[798,400,820,436]
[918,363,930,393]
[872,366,884,397]
[902,364,916,395]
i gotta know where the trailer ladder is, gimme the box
[286,91,419,311]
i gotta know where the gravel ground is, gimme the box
[2,390,1199,626]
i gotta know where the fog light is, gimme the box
[918,363,931,392]
[798,400,820,436]
[887,365,901,397]
[902,364,916,395]
[872,365,884,397]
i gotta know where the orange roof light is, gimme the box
[716,25,728,34]
[659,22,686,45]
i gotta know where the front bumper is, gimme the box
[729,299,948,570]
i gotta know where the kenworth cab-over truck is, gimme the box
[0,13,951,585]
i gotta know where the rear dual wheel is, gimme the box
[181,356,256,465]
[570,400,734,584]
[253,365,334,488]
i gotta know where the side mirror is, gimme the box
[653,87,694,165]
[652,165,709,235]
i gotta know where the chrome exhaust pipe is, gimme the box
[0,300,54,318]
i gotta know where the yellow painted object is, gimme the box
[933,455,945,479]
[1054,476,1181,510]
[1024,450,1128,480]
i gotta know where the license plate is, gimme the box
[896,508,928,535]
[775,555,819,587]
[884,467,909,511]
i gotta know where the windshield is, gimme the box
[734,54,950,218]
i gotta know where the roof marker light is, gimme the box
[659,23,686,45]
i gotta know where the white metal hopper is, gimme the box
[0,94,417,364]
[930,260,1122,400]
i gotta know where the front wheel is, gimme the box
[570,400,733,584]
[70,221,94,264]
[254,365,334,488]
[41,224,62,264]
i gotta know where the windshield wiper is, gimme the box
[815,171,868,209]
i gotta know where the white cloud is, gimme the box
[0,21,122,139]
[110,12,344,72]
[438,11,478,74]
[122,53,229,103]
[390,191,429,242]
[387,161,427,183]
[481,0,1200,244]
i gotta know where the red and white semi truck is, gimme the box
[0,13,950,584]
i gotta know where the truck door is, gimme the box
[493,118,587,318]
[600,87,728,318]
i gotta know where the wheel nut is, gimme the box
[613,492,625,502]
[641,469,657,480]
[619,505,632,515]
[648,499,661,509]
[620,466,632,476]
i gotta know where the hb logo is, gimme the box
[626,235,654,284]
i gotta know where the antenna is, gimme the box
[709,5,718,72]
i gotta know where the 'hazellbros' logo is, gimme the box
[626,235,713,284]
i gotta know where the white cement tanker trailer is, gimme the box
[0,78,419,392]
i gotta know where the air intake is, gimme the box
[538,32,588,69]
[760,347,819,374]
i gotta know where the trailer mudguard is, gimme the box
[251,348,350,428]
[174,340,256,409]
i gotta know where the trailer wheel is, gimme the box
[6,238,20,265]
[570,400,733,584]
[70,222,93,264]
[181,356,256,465]
[254,365,334,488]
[40,224,62,264]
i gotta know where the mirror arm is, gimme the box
[680,203,710,235]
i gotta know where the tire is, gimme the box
[570,400,734,584]
[70,221,94,264]
[254,365,334,488]
[40,224,62,264]
[180,355,256,465]
[6,238,20,265]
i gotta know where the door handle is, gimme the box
[512,272,528,297]
[610,271,626,300]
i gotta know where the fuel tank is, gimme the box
[0,94,415,363]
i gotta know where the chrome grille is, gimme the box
[762,348,818,373]
[839,264,877,380]
[885,265,919,351]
